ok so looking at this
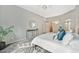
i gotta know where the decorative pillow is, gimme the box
[53,35,57,40]
[57,31,66,41]
[53,32,59,40]
[63,32,74,45]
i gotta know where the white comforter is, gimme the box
[32,33,79,53]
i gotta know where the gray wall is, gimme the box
[0,5,45,40]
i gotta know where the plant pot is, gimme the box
[0,41,6,50]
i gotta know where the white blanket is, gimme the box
[32,33,79,53]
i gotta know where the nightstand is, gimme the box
[26,28,38,42]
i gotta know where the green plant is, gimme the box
[0,25,14,42]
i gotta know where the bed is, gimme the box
[32,32,79,53]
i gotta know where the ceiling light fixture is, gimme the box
[41,5,48,9]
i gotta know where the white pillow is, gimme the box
[63,32,74,45]
[69,39,79,50]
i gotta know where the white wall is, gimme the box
[0,5,79,40]
[74,6,79,33]
[0,5,45,40]
[46,7,78,33]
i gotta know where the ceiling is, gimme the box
[18,5,76,18]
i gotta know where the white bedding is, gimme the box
[32,33,79,53]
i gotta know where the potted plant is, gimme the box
[0,25,14,50]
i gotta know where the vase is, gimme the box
[0,41,6,50]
